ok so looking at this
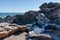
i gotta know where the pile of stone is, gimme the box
[14,10,37,25]
[0,2,60,25]
[0,2,60,40]
[32,2,60,31]
[0,10,38,25]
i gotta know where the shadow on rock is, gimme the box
[13,31,23,36]
[0,38,3,40]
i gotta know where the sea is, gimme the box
[0,13,24,18]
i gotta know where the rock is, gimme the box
[4,23,19,33]
[4,15,14,23]
[26,24,33,27]
[0,28,4,32]
[55,32,60,37]
[45,23,58,30]
[39,2,59,12]
[25,10,38,23]
[0,30,11,39]
[39,2,60,24]
[12,10,38,25]
[0,18,4,22]
[13,14,26,25]
[56,25,60,30]
[25,10,37,18]
[0,23,19,38]
[33,25,45,34]
[18,25,27,32]
[35,13,49,26]
[0,10,38,25]
[7,30,15,35]
[31,34,53,40]
[29,31,53,40]
[4,27,18,34]
[0,22,29,33]
[29,31,38,37]
[0,29,16,39]
[0,22,28,39]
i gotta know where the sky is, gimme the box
[0,0,60,13]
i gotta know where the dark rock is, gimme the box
[35,13,50,27]
[4,15,14,23]
[45,24,58,30]
[0,18,4,22]
[39,3,48,9]
[25,10,38,23]
[39,2,60,24]
[13,14,26,25]
[29,34,53,40]
[11,10,38,25]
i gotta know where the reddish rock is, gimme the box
[0,31,10,38]
[18,25,27,32]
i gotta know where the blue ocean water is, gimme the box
[0,13,24,18]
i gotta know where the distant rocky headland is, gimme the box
[0,2,60,40]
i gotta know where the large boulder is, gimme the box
[0,28,16,39]
[0,31,9,39]
[0,11,38,25]
[13,14,27,25]
[12,15,22,24]
[39,2,59,12]
[30,34,53,40]
[13,10,38,25]
[25,10,38,23]
[0,23,17,38]
[39,2,60,24]
[29,31,53,40]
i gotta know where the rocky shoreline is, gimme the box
[0,2,60,40]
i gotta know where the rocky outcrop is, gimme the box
[25,10,38,23]
[39,2,60,24]
[0,22,28,38]
[12,14,26,25]
[25,10,37,18]
[0,11,37,25]
[13,10,38,25]
[0,2,60,25]
[29,31,53,40]
[0,2,60,40]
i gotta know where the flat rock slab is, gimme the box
[4,32,26,40]
[42,32,60,40]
